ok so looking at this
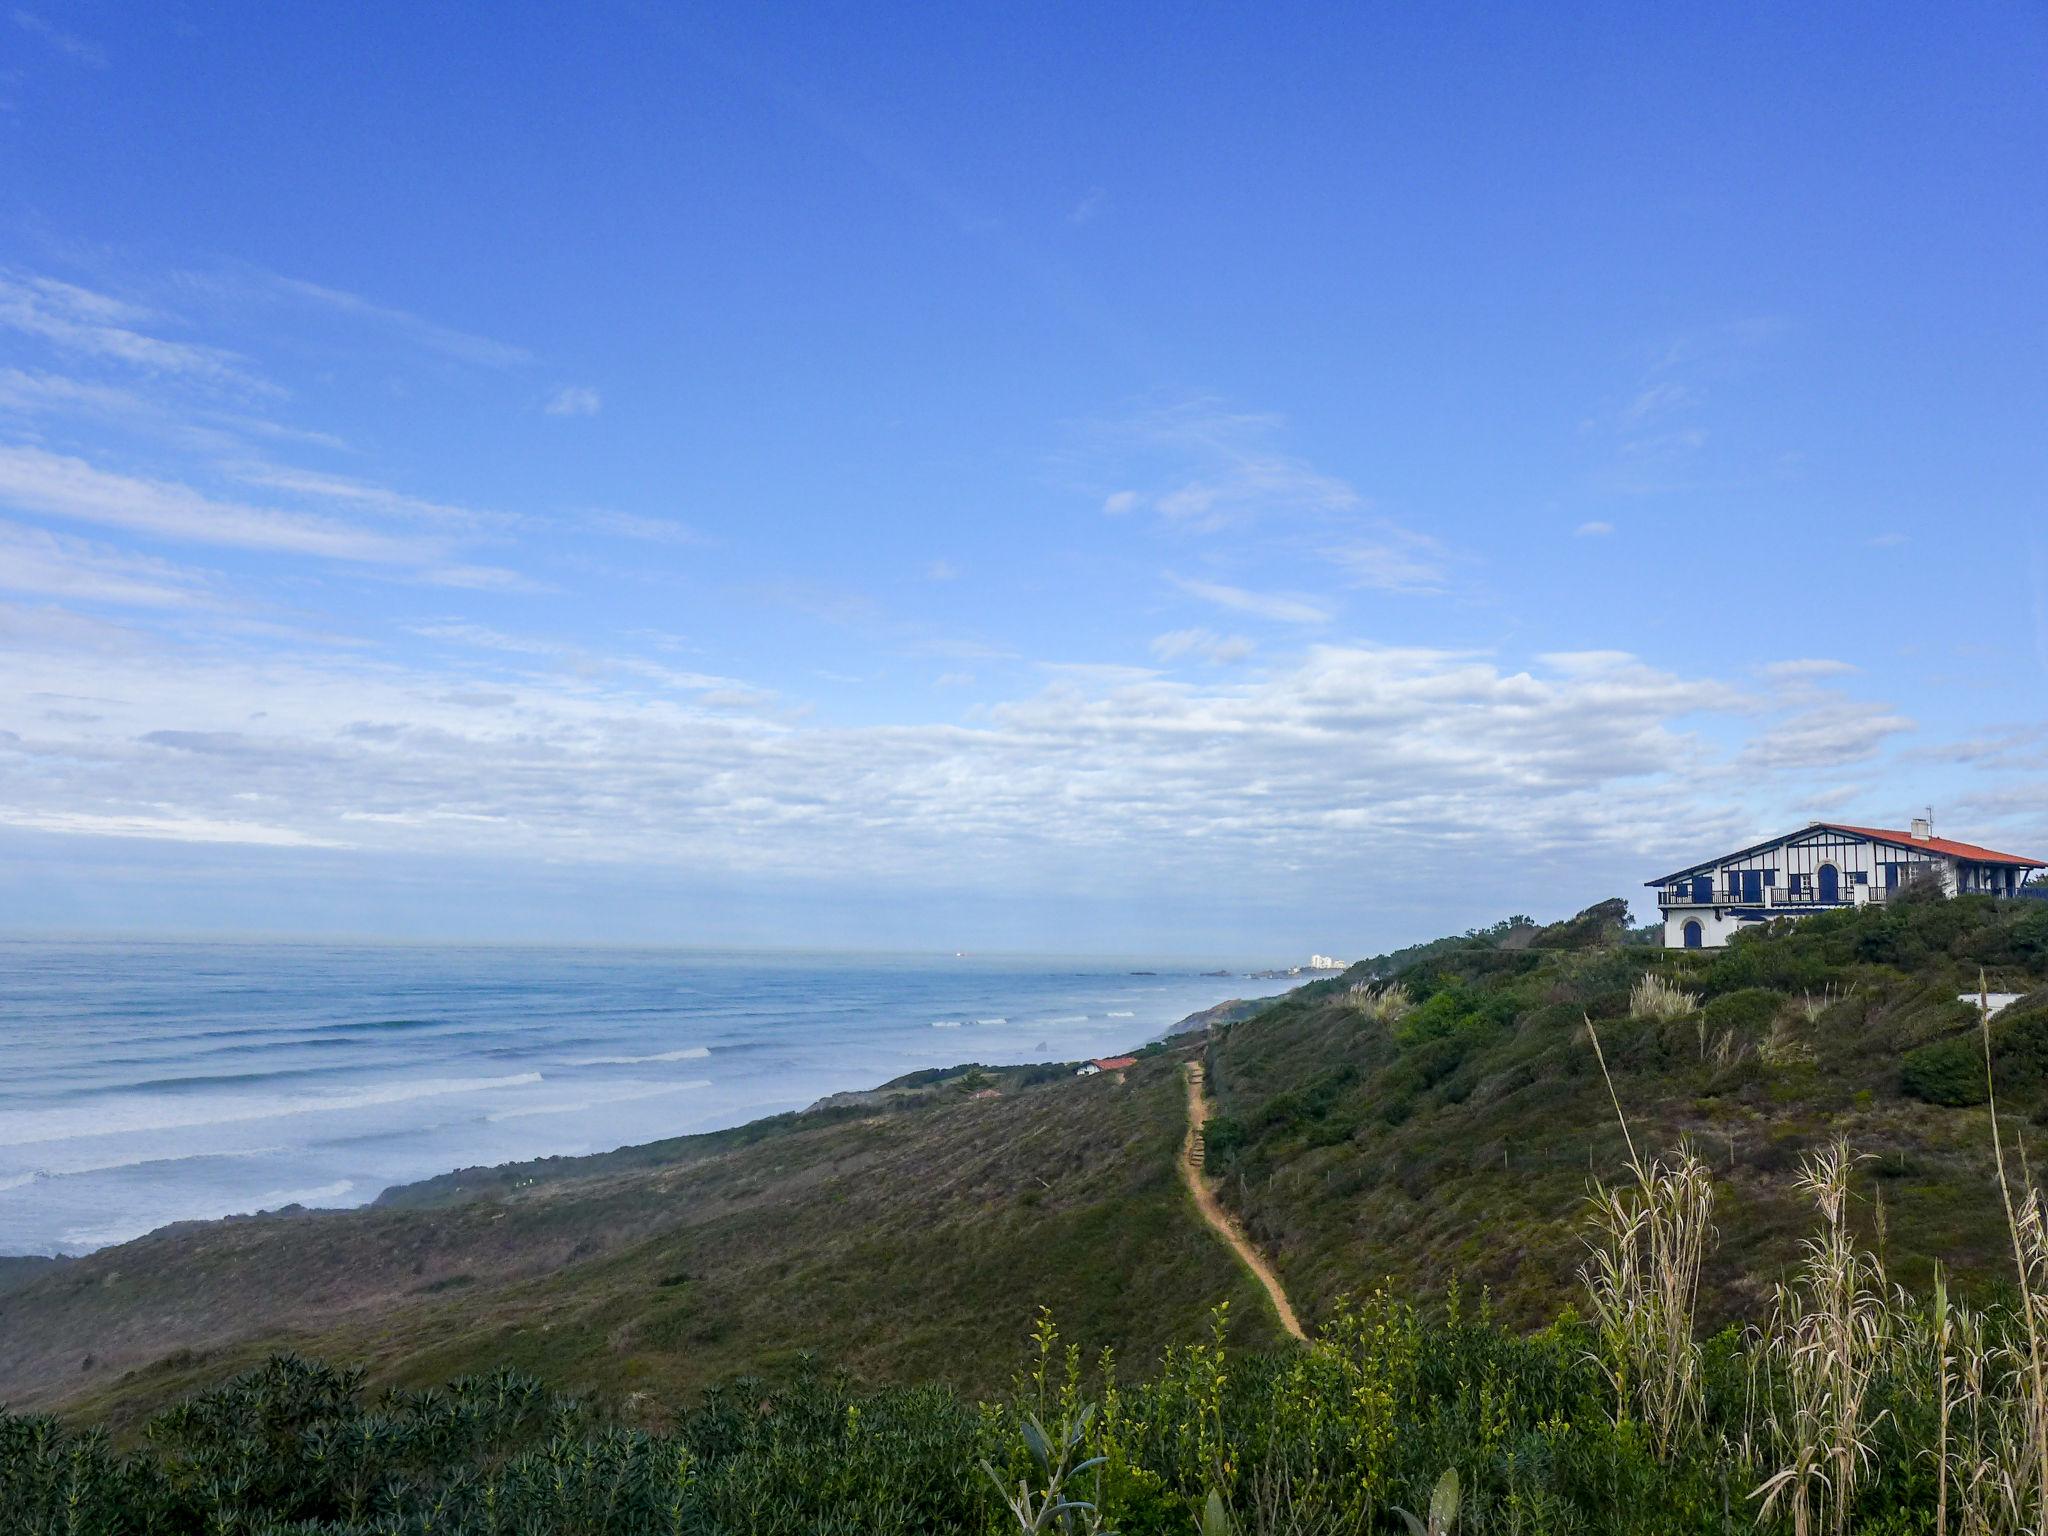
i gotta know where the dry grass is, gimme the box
[1628,973,1700,1023]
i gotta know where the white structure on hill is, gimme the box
[1647,818,2043,950]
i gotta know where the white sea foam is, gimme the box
[0,1145,291,1190]
[486,1080,711,1122]
[566,1046,710,1065]
[1107,1011,1135,1018]
[930,1019,963,1028]
[0,1073,545,1149]
[975,1017,1008,1026]
[1046,1015,1088,1025]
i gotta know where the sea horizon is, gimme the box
[0,938,1304,1258]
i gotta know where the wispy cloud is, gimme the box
[1575,520,1613,537]
[588,509,704,546]
[1086,399,1364,534]
[1168,573,1330,625]
[1759,658,1857,682]
[0,618,1761,877]
[0,519,215,608]
[1327,523,1449,593]
[1150,628,1254,666]
[1584,317,1789,497]
[544,384,602,417]
[12,8,105,67]
[0,271,262,389]
[261,274,531,368]
[1068,186,1107,225]
[229,463,510,530]
[0,446,434,563]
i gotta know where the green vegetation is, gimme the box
[1201,889,2048,1323]
[12,889,2048,1531]
[0,1053,1282,1430]
[15,1149,2048,1535]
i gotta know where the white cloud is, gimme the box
[0,520,215,607]
[0,446,436,563]
[924,558,960,581]
[1575,520,1613,537]
[0,807,337,848]
[588,509,703,546]
[0,622,1761,872]
[229,463,508,529]
[0,271,261,388]
[544,385,602,417]
[1620,381,1691,424]
[1151,628,1255,666]
[1737,694,1915,772]
[1168,573,1330,625]
[1327,524,1449,593]
[416,564,549,593]
[1086,400,1364,534]
[1069,186,1107,225]
[1759,658,1857,682]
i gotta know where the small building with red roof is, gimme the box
[1647,816,2044,949]
[1075,1055,1140,1077]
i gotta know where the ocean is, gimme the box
[0,940,1296,1256]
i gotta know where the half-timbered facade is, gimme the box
[1647,820,2044,949]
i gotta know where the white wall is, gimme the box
[1655,827,1962,947]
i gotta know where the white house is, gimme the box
[1647,818,2044,950]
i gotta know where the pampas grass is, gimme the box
[1629,973,1700,1023]
[1349,982,1412,1025]
[1580,1017,1716,1460]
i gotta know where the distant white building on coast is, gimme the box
[1309,954,1347,971]
[1647,817,2044,950]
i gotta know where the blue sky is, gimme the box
[1,3,2043,955]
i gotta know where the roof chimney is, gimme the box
[1911,815,1932,841]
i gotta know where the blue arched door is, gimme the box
[1683,919,1703,949]
[1818,863,1840,903]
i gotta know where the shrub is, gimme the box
[1992,1003,2048,1097]
[1701,987,1782,1038]
[1901,1037,1987,1106]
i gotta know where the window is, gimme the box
[1789,872,1805,894]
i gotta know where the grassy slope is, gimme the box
[0,1054,1283,1427]
[15,892,2047,1433]
[1202,892,2048,1330]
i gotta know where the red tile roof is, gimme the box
[1092,1056,1138,1070]
[1829,824,2045,868]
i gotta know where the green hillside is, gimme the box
[1202,889,2048,1327]
[0,1056,1282,1428]
[7,887,2046,1448]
